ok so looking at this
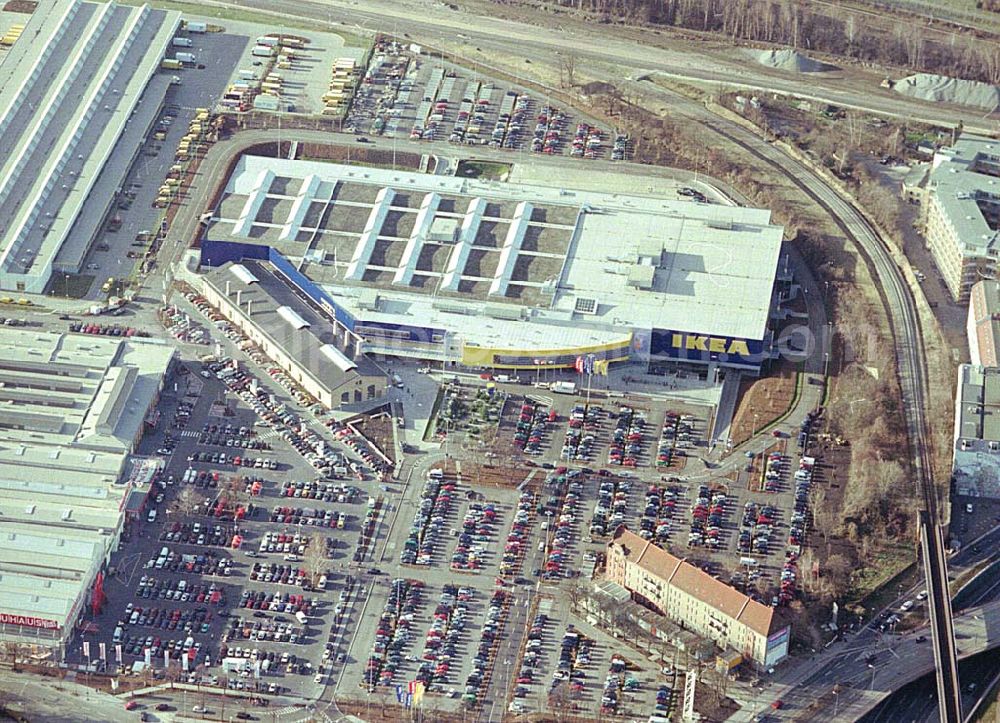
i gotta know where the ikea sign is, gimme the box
[671,333,751,356]
[650,329,764,366]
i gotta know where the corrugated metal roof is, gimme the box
[276,305,309,330]
[320,344,357,373]
[229,263,259,285]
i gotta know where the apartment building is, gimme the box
[606,527,789,667]
[924,135,1000,302]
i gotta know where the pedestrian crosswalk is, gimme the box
[179,430,200,438]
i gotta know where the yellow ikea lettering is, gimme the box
[671,333,752,356]
[727,339,751,356]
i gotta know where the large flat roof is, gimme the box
[204,157,783,343]
[0,328,172,632]
[930,135,1000,258]
[969,280,1000,366]
[0,0,179,291]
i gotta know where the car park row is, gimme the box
[401,468,453,566]
[413,584,472,688]
[498,491,535,579]
[450,501,499,573]
[462,588,510,704]
[365,578,423,690]
[688,486,727,550]
[590,473,631,539]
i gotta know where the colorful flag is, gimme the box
[82,641,90,658]
[99,642,106,661]
[574,356,584,373]
[413,681,425,706]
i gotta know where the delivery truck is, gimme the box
[172,37,192,47]
[175,52,196,64]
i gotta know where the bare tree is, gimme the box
[303,533,328,588]
[171,486,202,517]
[558,53,577,88]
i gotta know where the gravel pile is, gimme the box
[894,73,1000,110]
[756,48,834,73]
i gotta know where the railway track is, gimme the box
[680,107,963,720]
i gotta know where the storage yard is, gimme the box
[346,37,628,159]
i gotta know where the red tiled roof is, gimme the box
[610,526,781,636]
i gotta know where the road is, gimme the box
[202,0,1000,135]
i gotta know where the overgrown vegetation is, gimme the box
[610,99,916,612]
[498,0,1000,83]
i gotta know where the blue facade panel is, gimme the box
[200,238,270,268]
[650,329,765,368]
[266,249,357,331]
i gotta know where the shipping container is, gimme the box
[238,69,256,80]
[251,45,276,58]
[256,36,278,47]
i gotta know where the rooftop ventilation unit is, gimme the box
[573,297,598,315]
[485,304,522,321]
[432,300,474,315]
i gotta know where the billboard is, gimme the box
[0,613,59,629]
[649,329,765,367]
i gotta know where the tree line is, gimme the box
[506,0,1000,84]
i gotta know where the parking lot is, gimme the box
[74,333,397,707]
[77,31,247,301]
[60,272,815,721]
[346,37,628,160]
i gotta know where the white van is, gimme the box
[147,509,157,523]
[317,575,327,590]
[113,625,124,642]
